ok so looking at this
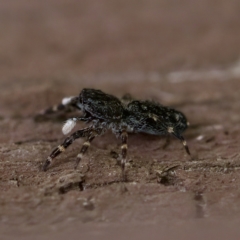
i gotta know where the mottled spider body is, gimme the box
[125,100,188,136]
[42,88,190,179]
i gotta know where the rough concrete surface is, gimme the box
[1,0,240,239]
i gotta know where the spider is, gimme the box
[41,88,190,180]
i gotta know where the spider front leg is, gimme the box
[120,128,128,181]
[42,127,94,171]
[74,129,102,169]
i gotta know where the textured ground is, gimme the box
[1,0,240,239]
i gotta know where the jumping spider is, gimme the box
[41,88,190,179]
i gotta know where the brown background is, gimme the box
[1,0,240,239]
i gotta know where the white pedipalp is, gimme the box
[62,96,75,106]
[62,118,77,135]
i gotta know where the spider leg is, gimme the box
[120,128,128,181]
[173,134,191,155]
[180,136,191,155]
[42,127,93,171]
[162,135,171,150]
[74,128,103,169]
